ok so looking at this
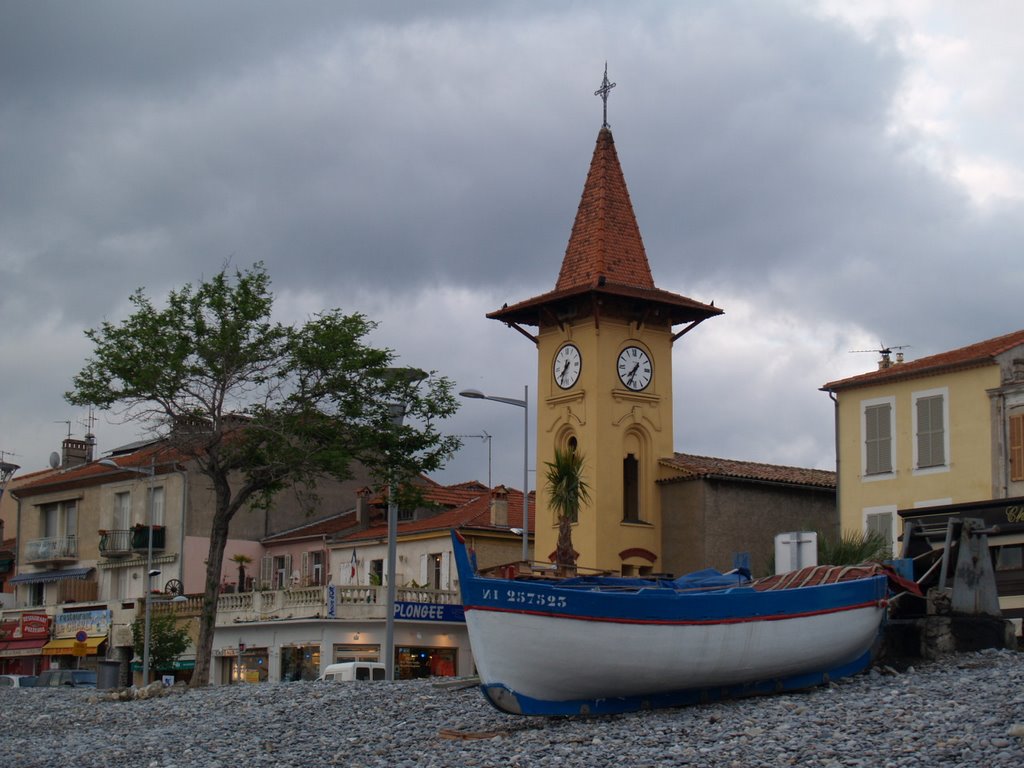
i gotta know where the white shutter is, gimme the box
[301,552,310,585]
[419,554,428,586]
[260,556,272,589]
[440,551,451,590]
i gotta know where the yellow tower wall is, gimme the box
[535,317,674,572]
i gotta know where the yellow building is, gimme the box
[488,125,721,574]
[821,330,1024,551]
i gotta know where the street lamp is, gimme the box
[100,457,157,684]
[381,368,427,682]
[459,386,530,564]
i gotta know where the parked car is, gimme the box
[316,662,386,682]
[0,674,37,688]
[34,669,96,687]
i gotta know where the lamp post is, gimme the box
[459,386,530,563]
[381,368,427,682]
[100,458,156,684]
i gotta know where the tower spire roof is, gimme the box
[554,126,655,293]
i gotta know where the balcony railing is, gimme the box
[25,536,78,565]
[98,526,166,558]
[214,584,460,625]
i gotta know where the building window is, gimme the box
[1011,412,1024,482]
[864,506,896,556]
[113,492,130,529]
[148,486,165,526]
[913,389,948,471]
[310,551,324,586]
[863,399,894,476]
[623,454,639,523]
[369,559,383,586]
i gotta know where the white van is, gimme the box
[316,662,386,682]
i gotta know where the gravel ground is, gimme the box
[2,648,1022,768]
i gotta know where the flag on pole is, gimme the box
[350,549,357,580]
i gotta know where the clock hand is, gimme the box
[560,360,571,384]
[626,362,639,386]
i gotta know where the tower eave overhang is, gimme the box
[487,282,722,328]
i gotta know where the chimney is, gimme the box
[355,487,371,531]
[490,485,509,527]
[61,438,90,468]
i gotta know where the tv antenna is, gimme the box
[55,420,72,438]
[849,344,911,367]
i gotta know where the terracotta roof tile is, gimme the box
[660,453,836,489]
[488,127,721,329]
[556,127,654,292]
[823,329,1024,391]
[338,487,535,544]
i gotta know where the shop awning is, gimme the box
[9,567,93,585]
[0,638,48,658]
[41,636,106,655]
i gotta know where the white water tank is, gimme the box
[774,531,818,574]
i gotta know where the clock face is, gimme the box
[553,343,582,389]
[617,346,652,391]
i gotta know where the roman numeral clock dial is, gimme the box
[553,343,582,389]
[617,346,652,391]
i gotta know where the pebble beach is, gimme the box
[2,648,1022,768]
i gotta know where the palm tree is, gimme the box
[544,447,591,575]
[230,553,253,592]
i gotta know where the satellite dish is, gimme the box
[48,452,61,469]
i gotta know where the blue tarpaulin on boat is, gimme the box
[671,568,750,589]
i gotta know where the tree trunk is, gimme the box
[555,514,576,576]
[190,511,231,688]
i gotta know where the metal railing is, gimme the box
[212,584,459,625]
[25,536,78,563]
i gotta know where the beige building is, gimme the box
[821,330,1024,551]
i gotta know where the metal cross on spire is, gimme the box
[594,62,616,128]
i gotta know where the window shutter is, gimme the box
[440,551,451,590]
[301,552,310,586]
[419,554,428,586]
[284,554,293,585]
[866,512,894,554]
[1011,413,1024,482]
[260,556,272,589]
[917,395,945,468]
[865,403,892,474]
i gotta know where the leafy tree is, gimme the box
[544,447,591,574]
[68,262,459,686]
[130,611,191,680]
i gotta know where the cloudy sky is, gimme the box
[2,1,1022,494]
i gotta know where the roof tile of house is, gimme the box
[660,453,836,489]
[823,329,1024,392]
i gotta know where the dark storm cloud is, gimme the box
[2,1,1022,480]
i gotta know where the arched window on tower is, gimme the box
[623,453,639,523]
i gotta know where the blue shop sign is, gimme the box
[393,602,465,623]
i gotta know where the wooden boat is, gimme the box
[452,530,911,716]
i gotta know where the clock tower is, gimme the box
[489,88,722,574]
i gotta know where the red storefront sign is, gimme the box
[20,614,50,638]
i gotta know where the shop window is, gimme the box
[995,545,1023,571]
[334,644,380,663]
[396,646,456,679]
[281,644,320,681]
